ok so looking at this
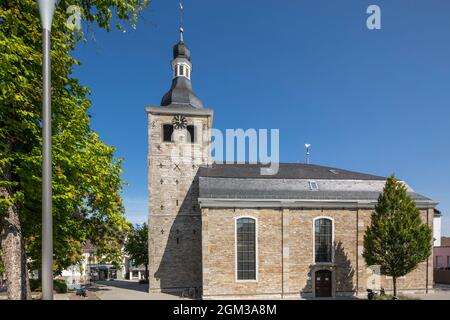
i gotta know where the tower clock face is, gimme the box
[172,115,187,129]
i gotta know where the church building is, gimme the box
[146,32,439,299]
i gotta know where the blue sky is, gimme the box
[72,0,450,235]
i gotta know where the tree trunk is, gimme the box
[0,186,31,300]
[145,264,149,280]
[393,276,397,298]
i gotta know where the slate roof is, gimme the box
[198,177,431,201]
[198,163,434,203]
[160,40,203,109]
[161,76,204,109]
[198,163,386,180]
[173,41,191,60]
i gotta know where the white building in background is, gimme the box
[59,241,131,289]
[434,210,442,247]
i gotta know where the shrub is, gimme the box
[30,279,68,293]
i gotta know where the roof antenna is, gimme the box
[305,143,311,164]
[179,1,184,42]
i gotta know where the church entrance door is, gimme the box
[315,270,332,297]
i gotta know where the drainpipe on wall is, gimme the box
[356,208,359,296]
[426,208,430,294]
[281,207,284,299]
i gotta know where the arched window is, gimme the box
[180,65,185,77]
[174,63,191,79]
[236,217,256,280]
[314,218,333,263]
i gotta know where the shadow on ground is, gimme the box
[91,280,148,293]
[84,280,186,300]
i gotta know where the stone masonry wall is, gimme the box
[202,208,283,298]
[148,112,211,294]
[202,207,434,299]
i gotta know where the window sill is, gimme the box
[311,262,336,269]
[235,279,258,283]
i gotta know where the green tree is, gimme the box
[125,223,148,280]
[363,176,432,297]
[0,0,149,299]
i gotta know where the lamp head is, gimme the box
[37,0,59,31]
[305,144,311,149]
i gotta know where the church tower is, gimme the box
[146,29,213,295]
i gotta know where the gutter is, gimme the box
[198,198,439,209]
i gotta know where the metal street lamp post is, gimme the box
[37,0,59,300]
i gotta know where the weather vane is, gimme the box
[305,143,311,164]
[179,1,184,42]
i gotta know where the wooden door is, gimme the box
[315,270,332,297]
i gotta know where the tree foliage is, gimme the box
[363,176,432,296]
[125,223,148,278]
[0,0,149,278]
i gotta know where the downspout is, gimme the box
[426,207,430,294]
[356,207,359,296]
[281,207,284,299]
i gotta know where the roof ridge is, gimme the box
[199,162,386,180]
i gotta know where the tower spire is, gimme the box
[160,3,204,109]
[179,1,184,42]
